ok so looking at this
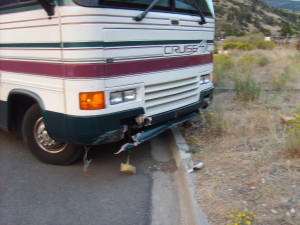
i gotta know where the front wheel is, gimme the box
[22,104,83,165]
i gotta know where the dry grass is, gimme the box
[215,48,300,91]
[181,47,300,225]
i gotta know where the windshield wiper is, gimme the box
[133,0,206,24]
[133,0,160,21]
[192,0,206,25]
[38,0,55,17]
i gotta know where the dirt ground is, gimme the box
[181,91,300,225]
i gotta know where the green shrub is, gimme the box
[256,55,269,67]
[285,129,300,157]
[214,54,235,86]
[284,111,300,157]
[256,40,276,50]
[237,54,257,72]
[270,66,293,90]
[237,42,255,50]
[226,33,264,45]
[236,53,269,72]
[214,54,234,70]
[233,73,261,102]
[214,46,219,54]
[223,42,239,50]
[223,42,256,51]
[199,111,229,136]
[287,54,300,78]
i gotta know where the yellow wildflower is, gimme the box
[245,221,251,225]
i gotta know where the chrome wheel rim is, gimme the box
[34,117,68,154]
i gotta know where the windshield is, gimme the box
[73,0,212,16]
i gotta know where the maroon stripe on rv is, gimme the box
[103,54,212,77]
[0,54,212,78]
[1,60,64,77]
[0,60,104,77]
[65,63,104,77]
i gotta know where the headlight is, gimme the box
[124,89,136,102]
[200,74,210,85]
[110,91,123,105]
[110,89,136,105]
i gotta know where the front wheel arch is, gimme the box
[7,89,45,137]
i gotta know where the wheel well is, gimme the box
[8,94,39,139]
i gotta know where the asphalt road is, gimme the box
[0,130,158,225]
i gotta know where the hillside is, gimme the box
[213,0,300,38]
[264,0,300,12]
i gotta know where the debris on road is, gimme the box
[83,145,93,174]
[120,150,136,175]
[188,162,204,173]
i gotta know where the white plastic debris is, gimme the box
[188,162,204,173]
[290,208,296,213]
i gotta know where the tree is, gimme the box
[279,22,293,36]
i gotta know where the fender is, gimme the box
[4,89,46,132]
[8,89,45,110]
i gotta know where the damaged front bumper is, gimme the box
[115,87,214,153]
[44,87,213,146]
[115,111,199,154]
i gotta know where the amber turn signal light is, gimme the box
[79,91,105,110]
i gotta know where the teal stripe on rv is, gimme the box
[0,40,214,48]
[0,43,61,48]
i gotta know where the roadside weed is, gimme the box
[226,210,257,225]
[256,40,276,50]
[214,54,235,86]
[284,111,300,157]
[270,66,296,90]
[233,73,261,102]
[237,55,258,72]
[236,42,255,51]
[199,111,229,136]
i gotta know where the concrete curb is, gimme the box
[169,126,210,225]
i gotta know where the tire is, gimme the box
[22,103,83,165]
